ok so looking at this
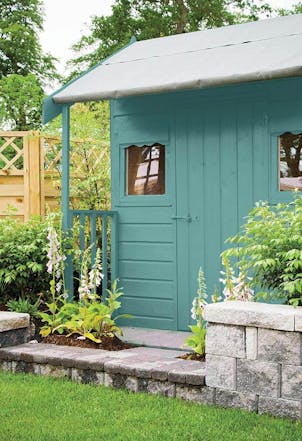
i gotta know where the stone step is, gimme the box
[0,312,30,348]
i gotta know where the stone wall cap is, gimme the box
[204,301,302,332]
[0,312,30,332]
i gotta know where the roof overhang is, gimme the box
[43,13,302,123]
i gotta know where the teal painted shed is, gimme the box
[44,13,302,331]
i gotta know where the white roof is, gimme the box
[53,14,302,104]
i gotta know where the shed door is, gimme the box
[113,113,178,330]
[176,101,264,330]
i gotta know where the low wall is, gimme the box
[1,305,302,420]
[0,312,30,347]
[204,301,302,420]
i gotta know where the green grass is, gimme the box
[0,371,301,441]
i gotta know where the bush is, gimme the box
[222,192,302,306]
[7,297,41,318]
[0,216,50,303]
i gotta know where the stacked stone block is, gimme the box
[0,312,30,347]
[204,301,302,420]
[0,343,209,404]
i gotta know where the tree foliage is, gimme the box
[279,2,302,15]
[0,0,57,81]
[0,0,58,130]
[69,0,272,75]
[0,74,44,130]
[44,102,111,211]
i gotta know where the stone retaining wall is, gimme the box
[0,343,209,403]
[0,312,30,347]
[1,305,302,420]
[204,301,302,420]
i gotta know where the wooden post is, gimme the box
[62,105,73,298]
[23,132,42,221]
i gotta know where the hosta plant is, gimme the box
[54,282,131,343]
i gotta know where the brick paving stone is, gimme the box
[186,370,206,386]
[104,359,137,376]
[151,360,200,381]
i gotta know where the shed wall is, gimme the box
[111,77,302,331]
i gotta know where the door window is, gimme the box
[126,143,165,195]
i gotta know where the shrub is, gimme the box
[222,192,302,306]
[6,297,41,318]
[0,216,50,302]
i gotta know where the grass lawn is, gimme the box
[0,371,301,441]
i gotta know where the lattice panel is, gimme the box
[43,137,62,172]
[43,137,109,176]
[0,134,24,171]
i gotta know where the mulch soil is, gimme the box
[42,333,131,351]
[178,352,205,362]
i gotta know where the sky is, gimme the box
[40,0,114,76]
[40,0,299,81]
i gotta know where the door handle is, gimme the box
[171,215,192,222]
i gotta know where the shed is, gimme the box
[44,13,302,331]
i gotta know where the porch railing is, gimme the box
[65,209,118,298]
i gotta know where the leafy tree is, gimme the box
[0,0,57,82]
[0,74,44,130]
[44,102,111,211]
[0,0,58,130]
[69,0,272,75]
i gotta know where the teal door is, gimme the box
[112,111,179,330]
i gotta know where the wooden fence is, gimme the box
[0,131,110,221]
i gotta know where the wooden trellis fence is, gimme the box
[0,131,109,221]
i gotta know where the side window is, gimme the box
[279,132,302,191]
[126,143,165,195]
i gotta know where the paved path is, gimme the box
[121,327,191,351]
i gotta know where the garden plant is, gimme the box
[39,216,130,346]
[222,192,302,306]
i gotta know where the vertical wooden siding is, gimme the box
[112,78,302,331]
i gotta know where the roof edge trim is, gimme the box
[42,36,137,124]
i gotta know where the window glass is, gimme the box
[126,143,165,195]
[279,132,302,191]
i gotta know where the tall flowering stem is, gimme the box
[78,246,103,301]
[185,268,208,356]
[191,267,207,327]
[46,215,67,302]
[220,256,254,302]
